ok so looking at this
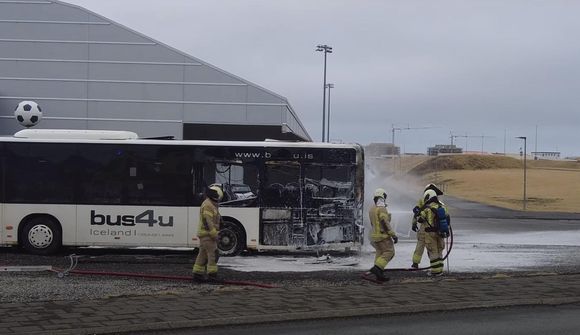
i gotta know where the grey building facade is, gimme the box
[0,0,311,141]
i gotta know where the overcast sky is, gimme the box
[68,0,580,156]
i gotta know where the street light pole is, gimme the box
[316,44,332,142]
[326,83,334,142]
[516,136,527,210]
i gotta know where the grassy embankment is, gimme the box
[408,155,580,213]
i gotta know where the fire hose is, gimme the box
[49,254,277,289]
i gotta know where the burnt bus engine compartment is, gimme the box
[260,177,361,248]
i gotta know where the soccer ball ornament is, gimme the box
[14,100,42,128]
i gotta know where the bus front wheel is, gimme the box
[218,220,245,257]
[21,216,62,255]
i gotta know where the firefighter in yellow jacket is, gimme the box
[411,183,444,269]
[417,189,447,277]
[193,185,223,282]
[368,188,398,282]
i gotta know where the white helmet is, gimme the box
[423,189,437,203]
[424,183,443,196]
[207,185,224,202]
[374,188,387,200]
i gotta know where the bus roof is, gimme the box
[4,129,361,150]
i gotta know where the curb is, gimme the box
[32,296,580,335]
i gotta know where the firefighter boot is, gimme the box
[193,273,206,283]
[370,265,388,282]
[207,272,220,283]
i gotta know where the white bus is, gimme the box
[0,129,364,255]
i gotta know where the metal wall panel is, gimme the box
[0,3,89,21]
[88,24,150,43]
[0,21,88,40]
[0,40,89,59]
[87,63,187,82]
[88,44,185,63]
[183,104,246,123]
[0,60,88,79]
[87,101,183,121]
[87,82,183,101]
[0,79,87,99]
[183,85,247,103]
[247,105,283,124]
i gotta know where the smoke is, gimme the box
[363,157,425,251]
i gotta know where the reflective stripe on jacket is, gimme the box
[369,204,395,242]
[197,198,221,239]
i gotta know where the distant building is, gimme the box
[365,143,400,157]
[427,144,463,156]
[532,151,561,160]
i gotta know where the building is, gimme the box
[427,144,463,156]
[365,143,400,157]
[0,0,310,141]
[531,151,561,160]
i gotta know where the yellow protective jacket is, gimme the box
[197,198,221,239]
[419,201,447,231]
[369,204,395,242]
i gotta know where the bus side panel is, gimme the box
[76,205,189,247]
[188,207,259,250]
[3,204,76,246]
[188,207,199,248]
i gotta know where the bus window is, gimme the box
[201,161,258,207]
[4,143,77,204]
[123,146,192,206]
[77,144,127,205]
[262,163,301,208]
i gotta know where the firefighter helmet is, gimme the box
[424,183,443,196]
[423,189,438,203]
[373,188,387,200]
[207,185,224,202]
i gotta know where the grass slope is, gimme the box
[409,155,580,213]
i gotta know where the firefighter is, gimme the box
[417,188,447,277]
[193,185,223,282]
[411,183,443,269]
[367,188,398,282]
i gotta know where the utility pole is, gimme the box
[326,83,334,142]
[316,44,332,142]
[516,136,527,210]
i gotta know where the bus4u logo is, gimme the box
[90,210,174,227]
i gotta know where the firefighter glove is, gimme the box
[412,206,421,216]
[439,231,449,238]
[392,235,398,244]
[417,217,425,223]
[412,223,418,232]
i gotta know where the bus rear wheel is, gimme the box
[21,216,62,255]
[218,220,245,257]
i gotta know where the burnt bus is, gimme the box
[0,129,364,255]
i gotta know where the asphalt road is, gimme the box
[140,303,580,335]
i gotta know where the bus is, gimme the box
[0,129,364,256]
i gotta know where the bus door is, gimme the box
[260,161,305,248]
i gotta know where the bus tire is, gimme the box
[218,220,246,257]
[20,216,62,255]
